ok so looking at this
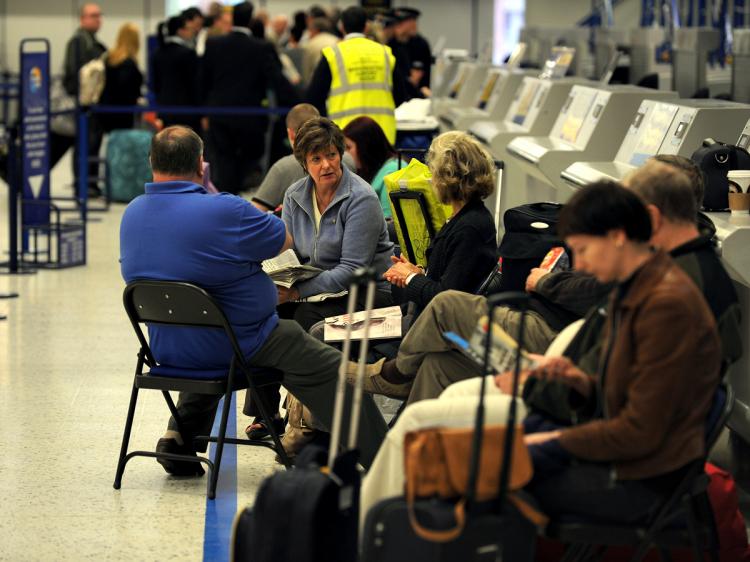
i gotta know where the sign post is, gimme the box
[19,38,51,249]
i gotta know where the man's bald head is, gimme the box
[150,126,203,178]
[80,3,102,32]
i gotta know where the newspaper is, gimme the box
[443,317,538,374]
[295,290,348,303]
[324,306,403,342]
[262,249,322,288]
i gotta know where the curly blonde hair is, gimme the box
[427,131,495,204]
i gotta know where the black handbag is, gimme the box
[691,138,750,210]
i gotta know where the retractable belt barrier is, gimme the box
[76,104,292,221]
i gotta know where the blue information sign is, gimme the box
[20,42,51,232]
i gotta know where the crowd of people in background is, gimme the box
[61,2,433,196]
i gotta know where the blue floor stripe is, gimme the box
[202,395,238,562]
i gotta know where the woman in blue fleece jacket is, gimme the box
[244,117,393,441]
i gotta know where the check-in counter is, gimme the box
[439,67,535,132]
[468,76,593,233]
[504,85,675,210]
[431,61,492,119]
[561,99,750,193]
[702,213,750,445]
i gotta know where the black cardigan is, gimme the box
[405,199,497,314]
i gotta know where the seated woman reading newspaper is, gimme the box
[244,117,394,442]
[361,182,722,560]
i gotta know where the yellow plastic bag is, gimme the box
[384,159,453,267]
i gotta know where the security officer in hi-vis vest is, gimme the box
[306,6,407,145]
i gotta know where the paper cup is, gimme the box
[728,170,750,193]
[728,192,750,214]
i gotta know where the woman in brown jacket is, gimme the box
[520,181,721,533]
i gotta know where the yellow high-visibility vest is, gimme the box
[322,37,397,144]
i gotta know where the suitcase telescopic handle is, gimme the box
[466,291,529,510]
[327,267,378,469]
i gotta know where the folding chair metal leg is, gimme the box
[207,386,233,500]
[250,382,292,468]
[658,547,674,562]
[113,381,139,489]
[561,543,586,562]
[682,497,706,562]
[387,400,407,429]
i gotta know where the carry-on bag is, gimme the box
[690,138,750,210]
[383,158,453,267]
[361,292,545,562]
[106,129,153,203]
[497,202,563,292]
[231,267,379,562]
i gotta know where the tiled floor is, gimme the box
[0,153,278,560]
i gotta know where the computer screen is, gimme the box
[628,104,678,166]
[557,89,597,144]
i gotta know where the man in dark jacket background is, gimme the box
[152,14,200,132]
[63,2,106,196]
[200,1,297,194]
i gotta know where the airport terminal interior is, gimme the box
[7,0,750,560]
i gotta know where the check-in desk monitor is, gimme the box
[431,61,491,119]
[469,76,591,238]
[561,99,750,193]
[431,54,469,98]
[504,85,676,210]
[439,67,533,132]
[469,76,590,161]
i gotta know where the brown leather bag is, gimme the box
[404,423,548,542]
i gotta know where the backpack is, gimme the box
[497,202,564,292]
[78,53,107,106]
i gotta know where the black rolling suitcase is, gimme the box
[231,268,380,562]
[361,292,541,562]
[497,202,563,292]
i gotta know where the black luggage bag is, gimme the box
[690,138,750,210]
[231,268,380,562]
[497,203,563,293]
[360,292,539,562]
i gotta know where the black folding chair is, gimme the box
[546,383,733,562]
[114,280,292,500]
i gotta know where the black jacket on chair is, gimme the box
[152,39,200,129]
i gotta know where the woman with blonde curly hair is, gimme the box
[99,22,143,132]
[382,131,497,315]
[346,132,498,401]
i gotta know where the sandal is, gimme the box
[245,416,285,441]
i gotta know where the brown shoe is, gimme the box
[275,425,318,463]
[346,358,412,400]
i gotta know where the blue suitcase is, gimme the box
[106,129,153,202]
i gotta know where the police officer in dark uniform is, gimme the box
[384,9,414,98]
[397,8,432,90]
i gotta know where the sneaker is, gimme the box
[155,438,205,477]
[345,358,412,400]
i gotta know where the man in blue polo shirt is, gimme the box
[119,126,387,473]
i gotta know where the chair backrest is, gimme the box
[477,260,502,296]
[705,383,733,452]
[123,280,243,365]
[645,382,733,534]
